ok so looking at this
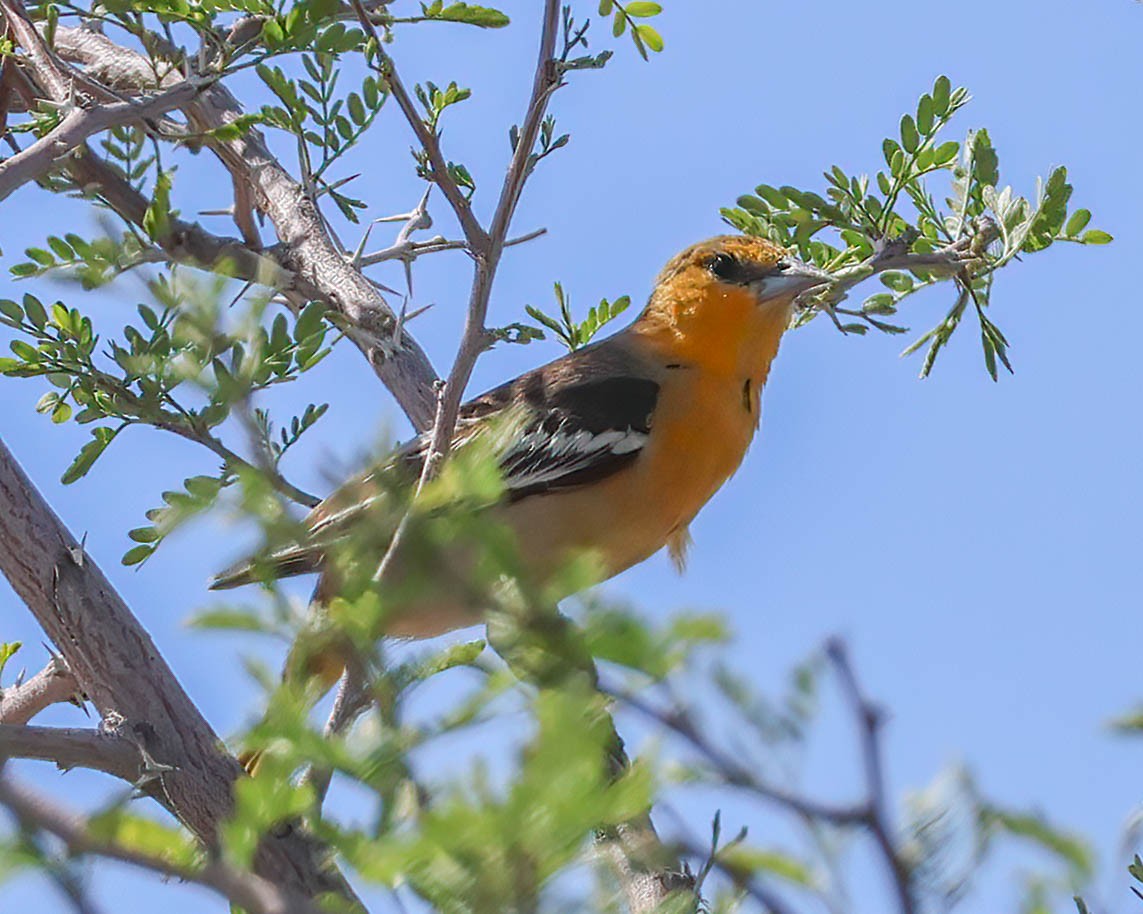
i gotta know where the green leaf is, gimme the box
[0,299,22,325]
[87,809,197,867]
[981,806,1093,881]
[634,24,663,52]
[933,140,959,165]
[624,1,662,15]
[900,114,920,154]
[23,294,47,329]
[916,94,934,135]
[122,544,154,566]
[932,75,951,115]
[187,609,272,633]
[1064,208,1091,237]
[142,172,174,242]
[422,2,509,27]
[62,426,118,484]
[718,845,817,888]
[1080,229,1112,244]
[880,271,914,293]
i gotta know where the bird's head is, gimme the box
[634,235,831,377]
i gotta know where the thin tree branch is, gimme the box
[808,216,1000,312]
[0,77,202,202]
[0,724,140,781]
[418,0,562,473]
[0,654,82,724]
[357,226,547,269]
[825,638,916,914]
[607,683,869,827]
[302,664,372,808]
[0,770,331,914]
[350,0,487,250]
[611,638,919,914]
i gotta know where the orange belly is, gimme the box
[387,371,758,638]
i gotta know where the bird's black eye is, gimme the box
[709,252,738,280]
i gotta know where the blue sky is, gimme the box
[3,1,1142,911]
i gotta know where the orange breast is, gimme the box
[502,369,757,586]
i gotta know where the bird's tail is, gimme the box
[210,545,323,591]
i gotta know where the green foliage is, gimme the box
[254,55,388,218]
[0,280,331,560]
[525,282,631,351]
[597,0,664,59]
[11,232,152,289]
[124,473,230,566]
[415,80,473,134]
[581,602,728,680]
[723,75,1110,379]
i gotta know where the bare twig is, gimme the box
[0,770,331,914]
[357,226,547,268]
[350,0,486,249]
[419,0,562,473]
[608,683,868,827]
[825,638,916,914]
[0,654,82,724]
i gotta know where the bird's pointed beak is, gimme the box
[752,257,834,302]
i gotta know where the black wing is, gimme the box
[211,348,659,589]
[494,375,658,500]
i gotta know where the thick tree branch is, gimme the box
[0,436,355,904]
[0,654,81,724]
[0,771,331,914]
[64,144,294,285]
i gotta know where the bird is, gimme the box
[211,234,830,694]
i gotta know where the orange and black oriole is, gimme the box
[212,235,828,691]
